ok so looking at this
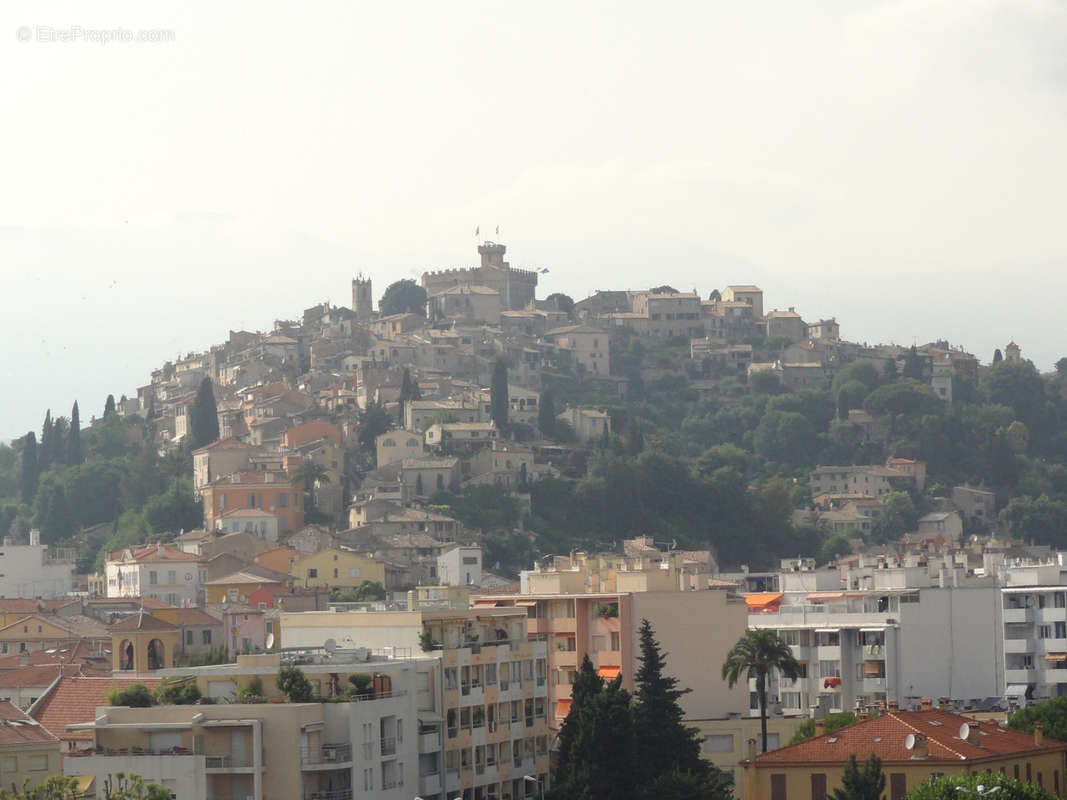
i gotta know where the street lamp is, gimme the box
[523,774,544,800]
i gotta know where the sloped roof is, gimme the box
[32,677,162,742]
[108,612,177,632]
[0,663,109,688]
[0,640,102,671]
[753,710,1065,765]
[0,700,57,744]
[109,543,201,563]
[156,608,220,627]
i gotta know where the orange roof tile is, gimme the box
[0,700,57,744]
[32,677,162,742]
[753,710,1066,765]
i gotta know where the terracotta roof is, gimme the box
[0,614,109,640]
[108,612,177,632]
[86,597,174,610]
[192,437,254,454]
[0,700,57,744]
[32,677,162,742]
[204,569,287,587]
[0,664,109,688]
[156,608,220,627]
[0,640,102,671]
[108,544,200,563]
[753,710,1067,765]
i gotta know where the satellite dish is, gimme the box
[265,633,275,650]
[324,638,337,653]
[959,723,971,740]
[904,733,916,751]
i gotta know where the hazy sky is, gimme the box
[2,0,1065,441]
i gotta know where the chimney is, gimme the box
[938,697,951,711]
[920,698,933,711]
[912,733,929,759]
[888,700,899,712]
[746,738,757,761]
[1035,723,1045,748]
[815,719,826,736]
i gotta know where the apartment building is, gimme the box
[999,558,1067,706]
[106,544,206,606]
[479,560,748,732]
[745,556,1002,717]
[0,531,74,599]
[200,470,304,534]
[280,608,551,800]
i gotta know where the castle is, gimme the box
[351,274,373,321]
[421,242,538,311]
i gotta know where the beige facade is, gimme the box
[375,430,425,468]
[693,715,805,798]
[543,324,611,376]
[428,285,502,325]
[722,285,764,319]
[631,292,703,338]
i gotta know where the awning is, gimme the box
[744,593,784,611]
[814,628,840,634]
[1045,653,1067,663]
[515,600,538,607]
[598,666,621,680]
[554,631,576,637]
[863,662,885,677]
[555,699,572,718]
[473,600,501,607]
[1006,684,1030,697]
[859,628,887,633]
[807,592,845,602]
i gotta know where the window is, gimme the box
[771,774,787,800]
[819,660,841,678]
[815,631,839,647]
[278,493,289,507]
[703,734,734,754]
[28,755,48,772]
[486,663,497,686]
[149,571,158,585]
[1056,593,1066,609]
[890,774,907,800]
[350,567,361,578]
[811,773,827,800]
[185,630,193,645]
[202,630,212,645]
[1057,622,1066,639]
[1040,625,1052,639]
[168,570,176,585]
[2,757,16,772]
[308,568,318,579]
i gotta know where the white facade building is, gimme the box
[437,546,482,588]
[105,544,205,607]
[0,532,75,598]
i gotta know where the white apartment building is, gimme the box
[0,531,74,598]
[746,556,1002,717]
[1000,557,1067,706]
[437,546,482,588]
[105,544,206,607]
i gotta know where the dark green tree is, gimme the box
[902,345,925,379]
[632,619,706,784]
[627,419,645,457]
[142,480,204,534]
[831,754,885,800]
[277,665,314,702]
[1007,695,1067,742]
[722,628,801,753]
[1056,357,1067,379]
[993,348,1004,363]
[359,402,393,455]
[39,410,53,471]
[190,377,220,448]
[68,401,83,465]
[378,279,427,316]
[104,394,117,416]
[546,292,575,314]
[19,432,38,504]
[537,391,557,438]
[293,460,331,514]
[398,368,420,425]
[490,358,509,428]
[905,772,1056,800]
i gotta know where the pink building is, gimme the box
[206,604,267,657]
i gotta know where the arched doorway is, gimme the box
[120,639,134,671]
[147,639,164,670]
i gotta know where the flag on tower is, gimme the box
[495,225,499,236]
[475,226,479,237]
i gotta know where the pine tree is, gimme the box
[68,401,83,465]
[19,432,39,504]
[631,619,706,783]
[104,394,117,416]
[993,348,1004,363]
[190,377,220,448]
[399,368,418,426]
[39,410,53,471]
[490,359,509,428]
[830,754,885,800]
[627,419,644,456]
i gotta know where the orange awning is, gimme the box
[1045,653,1067,663]
[598,666,621,680]
[744,593,784,611]
[807,592,845,602]
[555,699,572,718]
[515,600,538,607]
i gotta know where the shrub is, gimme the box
[349,673,372,691]
[905,772,1056,800]
[108,683,155,708]
[155,679,202,705]
[277,665,314,703]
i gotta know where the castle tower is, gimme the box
[352,274,373,321]
[478,241,508,270]
[1005,341,1021,362]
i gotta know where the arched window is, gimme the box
[119,639,134,671]
[147,639,165,670]
[383,439,396,447]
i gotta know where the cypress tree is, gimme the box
[993,348,1004,363]
[631,619,706,783]
[19,432,39,504]
[68,401,83,465]
[39,410,53,471]
[190,378,220,448]
[490,359,509,428]
[537,391,556,438]
[104,394,116,416]
[399,368,419,426]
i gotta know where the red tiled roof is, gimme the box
[0,640,102,671]
[108,612,177,632]
[157,608,220,627]
[0,664,110,688]
[86,597,175,610]
[753,710,1067,765]
[32,677,163,741]
[108,544,200,563]
[0,700,57,744]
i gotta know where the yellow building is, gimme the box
[0,699,62,792]
[743,706,1067,800]
[692,715,806,798]
[203,568,289,605]
[291,548,393,590]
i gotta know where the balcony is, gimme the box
[1004,608,1034,624]
[419,731,441,754]
[302,743,352,768]
[380,737,397,757]
[305,791,352,800]
[205,755,253,771]
[1004,638,1036,654]
[1005,668,1037,684]
[419,772,442,795]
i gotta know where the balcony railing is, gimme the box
[302,743,353,765]
[380,737,397,756]
[205,755,252,769]
[305,791,353,800]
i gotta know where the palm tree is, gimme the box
[722,629,801,754]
